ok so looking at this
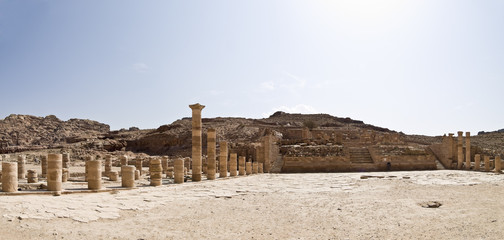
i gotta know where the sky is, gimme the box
[0,0,503,136]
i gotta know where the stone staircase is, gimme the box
[349,147,374,164]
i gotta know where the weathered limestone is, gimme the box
[150,158,163,186]
[87,160,102,190]
[62,153,71,169]
[121,166,135,188]
[105,155,112,176]
[495,156,501,173]
[120,155,128,166]
[41,155,48,178]
[219,141,228,178]
[190,103,205,182]
[465,132,471,170]
[62,168,69,182]
[229,153,237,177]
[238,156,246,176]
[474,154,481,171]
[246,161,252,175]
[457,131,463,169]
[484,155,490,172]
[2,162,18,192]
[135,159,143,176]
[174,158,184,184]
[47,154,63,192]
[17,155,26,179]
[109,171,119,181]
[207,129,217,180]
[252,162,258,174]
[27,170,38,183]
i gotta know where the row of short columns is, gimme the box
[452,131,501,173]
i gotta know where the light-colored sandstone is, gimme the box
[121,166,135,188]
[47,154,62,192]
[238,156,246,176]
[189,103,205,182]
[474,154,480,171]
[27,169,38,183]
[207,129,217,180]
[229,153,237,177]
[457,131,463,169]
[246,162,252,175]
[495,155,501,173]
[87,160,102,190]
[465,132,471,170]
[219,141,228,178]
[484,155,490,172]
[150,158,163,186]
[17,155,26,179]
[252,162,258,174]
[174,158,184,184]
[2,162,18,192]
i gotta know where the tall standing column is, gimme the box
[238,156,246,176]
[189,103,205,182]
[264,135,272,173]
[465,132,471,170]
[161,156,169,174]
[474,154,481,171]
[229,153,237,177]
[2,162,18,192]
[47,154,63,192]
[457,131,463,170]
[174,158,184,184]
[207,129,217,180]
[495,156,501,173]
[484,155,490,172]
[258,163,264,173]
[62,153,71,169]
[135,158,143,176]
[219,141,228,178]
[17,155,26,179]
[41,155,48,178]
[105,155,112,176]
[246,161,252,175]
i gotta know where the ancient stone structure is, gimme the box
[207,128,217,180]
[161,156,168,174]
[474,154,481,171]
[484,155,490,172]
[41,155,47,178]
[87,160,102,190]
[174,158,184,184]
[252,162,258,174]
[135,159,143,176]
[495,156,501,173]
[105,155,112,176]
[229,153,237,177]
[47,154,63,192]
[17,155,26,179]
[121,165,135,188]
[238,156,246,176]
[135,170,140,180]
[120,155,128,166]
[263,135,273,172]
[457,131,463,169]
[150,158,163,186]
[219,141,228,178]
[62,168,69,182]
[84,156,93,182]
[189,103,205,182]
[258,163,264,173]
[62,153,70,169]
[166,167,174,179]
[246,161,252,175]
[27,170,38,183]
[2,162,18,192]
[109,171,119,181]
[465,132,471,170]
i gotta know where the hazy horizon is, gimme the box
[1,0,503,136]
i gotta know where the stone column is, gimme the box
[135,170,140,180]
[120,155,128,166]
[62,168,69,182]
[457,131,463,169]
[109,171,119,181]
[189,103,205,182]
[161,156,169,174]
[465,132,471,170]
[47,154,63,192]
[252,162,258,174]
[27,170,38,183]
[41,155,48,178]
[150,158,163,186]
[474,154,481,171]
[135,159,143,176]
[2,162,18,192]
[495,156,501,173]
[258,163,264,173]
[238,156,246,176]
[88,160,102,190]
[484,155,490,172]
[207,129,217,180]
[246,161,252,175]
[229,153,237,177]
[264,135,272,173]
[174,158,184,184]
[17,155,26,179]
[166,167,174,179]
[105,155,112,176]
[62,153,71,169]
[219,141,228,178]
[121,166,135,188]
[84,156,93,182]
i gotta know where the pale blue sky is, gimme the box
[0,0,503,136]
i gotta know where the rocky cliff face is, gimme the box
[0,114,110,153]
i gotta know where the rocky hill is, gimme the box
[0,114,109,153]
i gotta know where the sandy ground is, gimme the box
[0,169,503,239]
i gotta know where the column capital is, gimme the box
[189,103,205,111]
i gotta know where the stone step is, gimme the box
[349,148,374,164]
